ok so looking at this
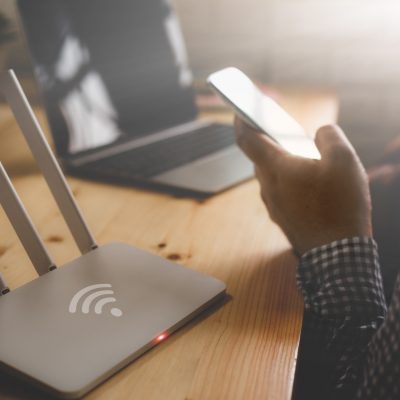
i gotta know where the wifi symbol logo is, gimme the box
[68,283,123,317]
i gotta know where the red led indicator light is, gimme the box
[156,333,167,342]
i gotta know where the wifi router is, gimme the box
[0,243,225,398]
[0,70,226,399]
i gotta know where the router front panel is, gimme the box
[0,243,226,398]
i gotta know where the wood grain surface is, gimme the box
[0,89,337,400]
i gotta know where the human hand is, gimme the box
[234,118,372,256]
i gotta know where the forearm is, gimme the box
[297,237,387,398]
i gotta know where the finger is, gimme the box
[254,165,262,181]
[234,117,284,166]
[314,124,356,161]
[254,165,270,203]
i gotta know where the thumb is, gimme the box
[314,124,355,161]
[234,117,284,166]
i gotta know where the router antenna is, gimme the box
[0,70,97,254]
[0,162,56,276]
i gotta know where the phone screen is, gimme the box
[207,67,321,160]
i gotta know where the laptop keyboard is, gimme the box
[81,123,236,178]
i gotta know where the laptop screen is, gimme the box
[18,0,198,156]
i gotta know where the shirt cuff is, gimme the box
[297,237,387,319]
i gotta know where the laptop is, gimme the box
[17,0,253,196]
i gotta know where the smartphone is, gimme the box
[207,67,321,160]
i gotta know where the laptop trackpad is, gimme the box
[152,146,254,193]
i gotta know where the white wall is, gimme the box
[3,0,400,164]
[174,0,400,164]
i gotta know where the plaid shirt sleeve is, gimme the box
[297,237,400,399]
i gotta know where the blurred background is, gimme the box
[1,0,400,165]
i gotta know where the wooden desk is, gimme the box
[0,89,337,400]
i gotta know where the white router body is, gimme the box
[0,70,226,398]
[0,243,225,398]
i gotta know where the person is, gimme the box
[234,119,400,399]
[369,140,400,303]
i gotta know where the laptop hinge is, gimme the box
[69,119,212,167]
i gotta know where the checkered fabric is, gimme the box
[298,237,399,399]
